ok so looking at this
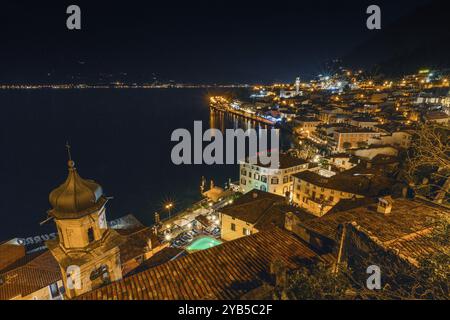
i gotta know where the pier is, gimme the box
[209,97,275,126]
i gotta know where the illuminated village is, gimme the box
[0,67,448,301]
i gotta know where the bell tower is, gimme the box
[295,77,300,94]
[46,148,123,299]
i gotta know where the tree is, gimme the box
[343,142,352,150]
[405,124,450,203]
[357,141,368,149]
[274,262,353,300]
[279,214,449,300]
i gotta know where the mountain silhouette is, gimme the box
[343,0,450,76]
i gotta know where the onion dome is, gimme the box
[49,160,107,219]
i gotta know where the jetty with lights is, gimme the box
[209,96,277,125]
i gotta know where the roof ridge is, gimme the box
[222,196,277,211]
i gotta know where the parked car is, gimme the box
[180,234,193,242]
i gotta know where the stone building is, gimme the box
[219,189,314,241]
[45,158,165,299]
[239,154,309,198]
[291,170,371,216]
[46,159,124,298]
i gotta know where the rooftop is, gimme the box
[334,127,377,134]
[425,111,450,120]
[0,250,61,300]
[293,170,382,195]
[245,153,308,169]
[116,226,161,265]
[351,117,378,122]
[77,227,320,300]
[220,189,315,229]
[48,160,107,220]
[299,198,444,244]
[220,190,285,225]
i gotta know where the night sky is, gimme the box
[0,0,433,84]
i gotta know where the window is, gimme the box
[49,283,60,299]
[87,228,95,243]
[254,173,260,180]
[243,228,251,236]
[90,265,110,285]
[240,178,246,185]
[231,223,236,231]
[283,176,289,183]
[261,175,267,183]
[271,177,279,184]
[329,196,334,202]
[260,185,267,192]
[241,169,247,175]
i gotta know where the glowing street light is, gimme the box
[165,203,174,218]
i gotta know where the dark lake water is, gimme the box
[0,89,293,241]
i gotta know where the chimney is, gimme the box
[252,192,258,199]
[377,196,393,215]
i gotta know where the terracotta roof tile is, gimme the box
[77,228,319,300]
[301,198,446,244]
[0,251,61,300]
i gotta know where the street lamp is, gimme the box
[165,203,173,218]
